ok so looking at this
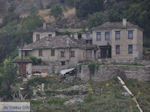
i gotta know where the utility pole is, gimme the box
[20,18,24,77]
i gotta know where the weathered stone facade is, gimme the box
[18,19,144,74]
[78,65,150,81]
[21,35,96,73]
[92,19,143,60]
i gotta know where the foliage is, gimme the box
[30,78,150,112]
[108,9,122,22]
[47,98,68,104]
[26,56,41,65]
[88,62,99,75]
[2,13,19,26]
[64,0,75,7]
[75,0,104,18]
[0,10,43,63]
[50,4,63,20]
[0,59,17,100]
[59,30,74,35]
[87,12,108,28]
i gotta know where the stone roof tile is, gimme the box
[23,35,96,50]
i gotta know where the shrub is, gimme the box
[31,99,43,104]
[87,12,108,28]
[47,98,68,104]
[26,56,41,65]
[50,4,63,20]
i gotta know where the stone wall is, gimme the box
[78,65,150,81]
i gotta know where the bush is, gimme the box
[26,56,41,65]
[31,99,43,104]
[50,4,63,20]
[87,12,108,28]
[59,30,74,35]
[47,98,68,104]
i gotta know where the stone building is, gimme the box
[20,35,97,73]
[13,58,32,75]
[92,19,143,60]
[33,23,57,42]
[18,19,144,74]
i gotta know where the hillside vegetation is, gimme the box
[18,76,150,112]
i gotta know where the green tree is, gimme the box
[0,59,17,100]
[87,12,108,28]
[50,4,63,20]
[75,0,104,18]
[108,9,122,22]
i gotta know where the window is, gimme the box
[25,51,29,56]
[70,51,75,57]
[36,34,40,41]
[86,40,92,44]
[115,31,120,40]
[51,49,55,56]
[116,45,120,54]
[128,45,133,54]
[86,33,90,39]
[105,32,110,40]
[61,61,65,66]
[96,32,101,41]
[48,34,52,37]
[128,30,133,39]
[78,33,82,39]
[39,49,43,56]
[61,51,65,57]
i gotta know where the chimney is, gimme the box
[43,23,47,30]
[123,18,127,27]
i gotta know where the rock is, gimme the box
[64,95,84,105]
[122,92,130,97]
[59,84,89,92]
[54,95,70,98]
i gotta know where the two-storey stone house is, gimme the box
[92,19,143,60]
[20,35,97,73]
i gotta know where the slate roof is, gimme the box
[92,22,143,31]
[23,35,96,50]
[13,58,32,63]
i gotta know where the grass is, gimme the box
[22,76,150,112]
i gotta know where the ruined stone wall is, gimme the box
[78,65,150,81]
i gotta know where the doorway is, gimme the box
[99,46,111,59]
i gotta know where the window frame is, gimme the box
[51,49,55,56]
[70,51,75,57]
[128,30,133,39]
[105,32,110,40]
[61,51,65,57]
[115,31,120,40]
[86,33,90,39]
[128,45,133,54]
[116,45,120,54]
[39,49,43,56]
[96,32,101,41]
[61,61,66,66]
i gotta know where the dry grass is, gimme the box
[63,8,76,18]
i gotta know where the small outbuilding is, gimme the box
[13,58,32,75]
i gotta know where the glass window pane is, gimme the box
[105,32,110,40]
[96,32,101,41]
[128,30,133,39]
[116,45,120,54]
[115,31,120,40]
[128,45,133,54]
